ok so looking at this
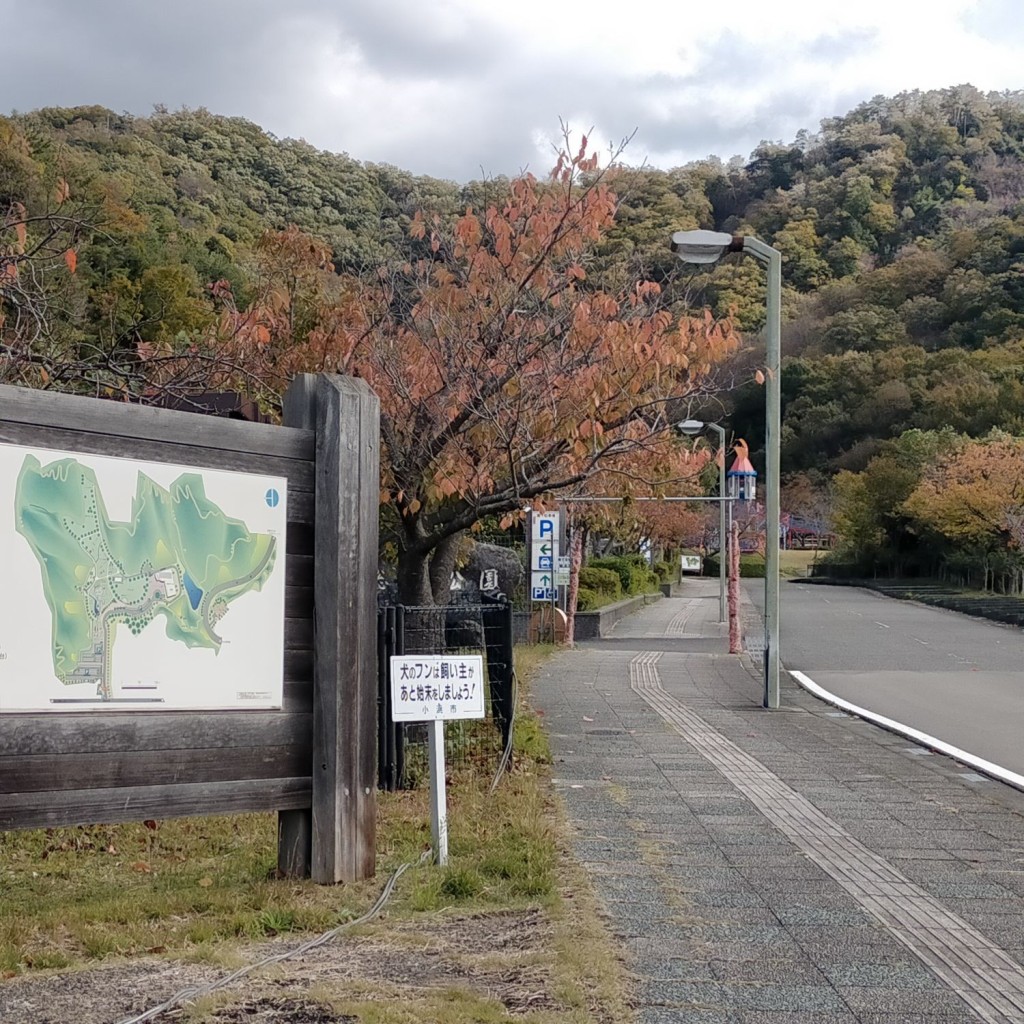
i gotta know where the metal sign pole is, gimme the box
[428,719,449,865]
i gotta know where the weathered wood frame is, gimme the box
[0,374,378,882]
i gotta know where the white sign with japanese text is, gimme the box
[555,555,571,585]
[390,655,486,722]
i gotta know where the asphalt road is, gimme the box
[749,580,1024,776]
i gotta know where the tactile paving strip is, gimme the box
[664,601,698,637]
[630,651,1024,1024]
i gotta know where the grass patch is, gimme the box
[389,765,558,915]
[0,815,371,974]
[514,643,555,764]
[780,549,821,577]
[331,986,518,1024]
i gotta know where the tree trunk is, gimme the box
[395,530,466,606]
[429,531,464,605]
[396,544,433,606]
[564,521,587,647]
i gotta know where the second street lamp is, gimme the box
[671,230,782,709]
[676,419,726,623]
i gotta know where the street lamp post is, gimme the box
[671,230,782,709]
[677,419,727,623]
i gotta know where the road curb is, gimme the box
[790,669,1024,794]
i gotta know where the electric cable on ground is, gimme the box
[489,668,518,795]
[115,849,432,1024]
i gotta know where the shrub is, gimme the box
[705,554,766,578]
[588,557,628,593]
[575,587,600,611]
[589,556,647,594]
[638,568,660,591]
[653,560,674,582]
[578,566,621,598]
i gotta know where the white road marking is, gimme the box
[874,621,890,628]
[912,636,929,645]
[790,669,1024,793]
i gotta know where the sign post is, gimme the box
[428,719,448,863]
[530,512,561,642]
[530,512,560,601]
[389,653,486,865]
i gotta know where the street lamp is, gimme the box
[676,419,726,623]
[671,230,782,709]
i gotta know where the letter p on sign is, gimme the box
[532,512,559,542]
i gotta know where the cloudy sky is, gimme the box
[3,0,1023,181]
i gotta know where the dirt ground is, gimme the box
[0,908,579,1024]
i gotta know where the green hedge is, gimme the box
[704,554,766,578]
[653,560,675,582]
[589,556,660,595]
[638,567,660,591]
[575,587,600,611]
[578,566,622,598]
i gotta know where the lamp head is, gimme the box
[676,419,705,436]
[670,230,743,265]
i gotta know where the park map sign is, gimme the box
[0,443,287,712]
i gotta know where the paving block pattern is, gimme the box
[631,650,1024,1024]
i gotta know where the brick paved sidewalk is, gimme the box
[533,580,1024,1023]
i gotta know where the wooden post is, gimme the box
[278,373,380,883]
[278,374,319,878]
[312,374,380,883]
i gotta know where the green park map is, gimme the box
[14,454,278,701]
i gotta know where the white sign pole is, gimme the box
[428,719,449,865]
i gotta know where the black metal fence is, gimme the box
[377,600,515,790]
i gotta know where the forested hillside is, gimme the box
[4,85,1024,478]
